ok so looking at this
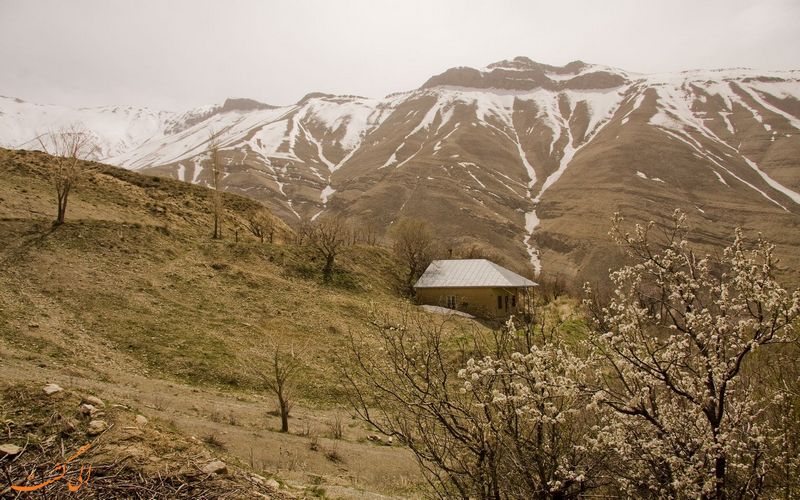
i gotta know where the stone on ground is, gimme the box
[83,395,105,407]
[202,460,228,475]
[43,383,63,395]
[87,419,108,435]
[0,443,22,455]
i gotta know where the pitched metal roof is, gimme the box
[414,259,537,289]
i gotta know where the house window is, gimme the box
[446,296,456,309]
[497,296,502,309]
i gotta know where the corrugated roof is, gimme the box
[414,259,537,289]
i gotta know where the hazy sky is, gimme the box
[1,0,799,110]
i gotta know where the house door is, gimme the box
[504,295,509,312]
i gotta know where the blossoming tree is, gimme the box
[343,308,604,499]
[585,210,800,499]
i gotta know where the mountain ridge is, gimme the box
[2,57,799,283]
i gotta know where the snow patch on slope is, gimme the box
[381,96,452,169]
[0,96,170,161]
[422,85,628,273]
[648,78,800,207]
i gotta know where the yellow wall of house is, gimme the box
[416,287,525,318]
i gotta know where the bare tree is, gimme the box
[293,214,314,245]
[309,216,349,283]
[389,217,438,296]
[36,125,99,226]
[351,219,381,246]
[254,345,302,433]
[536,271,566,302]
[245,207,274,244]
[453,242,508,267]
[208,130,224,239]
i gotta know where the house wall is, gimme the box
[416,287,526,318]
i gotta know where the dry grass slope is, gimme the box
[0,148,405,402]
[0,147,458,497]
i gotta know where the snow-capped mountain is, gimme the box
[3,56,800,283]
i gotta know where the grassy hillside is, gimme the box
[1,147,487,496]
[0,148,422,401]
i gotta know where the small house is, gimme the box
[414,259,537,318]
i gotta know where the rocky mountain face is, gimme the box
[3,56,800,284]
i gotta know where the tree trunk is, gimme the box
[213,213,220,239]
[279,398,289,433]
[323,255,334,282]
[55,187,68,226]
[405,268,413,297]
[56,199,66,225]
[714,455,726,500]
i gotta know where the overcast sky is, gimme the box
[1,0,798,110]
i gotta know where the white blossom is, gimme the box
[586,210,799,498]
